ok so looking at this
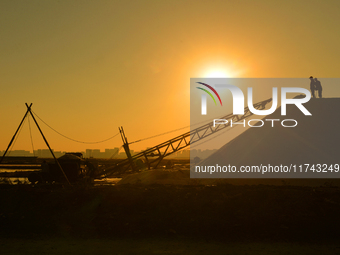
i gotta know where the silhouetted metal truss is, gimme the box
[98,98,272,177]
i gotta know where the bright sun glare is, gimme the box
[204,69,231,78]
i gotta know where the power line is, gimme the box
[127,111,239,145]
[31,110,120,144]
[128,125,190,144]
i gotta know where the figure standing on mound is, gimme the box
[314,78,323,98]
[309,76,316,98]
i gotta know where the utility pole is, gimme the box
[0,104,32,165]
[25,104,71,185]
[119,126,138,172]
[0,103,71,185]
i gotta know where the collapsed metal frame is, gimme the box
[99,98,272,177]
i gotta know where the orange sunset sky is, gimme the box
[1,0,340,153]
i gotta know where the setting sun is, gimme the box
[201,64,245,78]
[204,69,230,78]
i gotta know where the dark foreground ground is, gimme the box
[1,184,340,254]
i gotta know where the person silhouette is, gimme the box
[314,78,322,98]
[309,76,316,98]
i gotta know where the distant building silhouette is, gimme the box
[0,147,215,159]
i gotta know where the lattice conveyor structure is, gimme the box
[98,98,272,177]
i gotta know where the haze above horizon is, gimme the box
[1,0,340,152]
